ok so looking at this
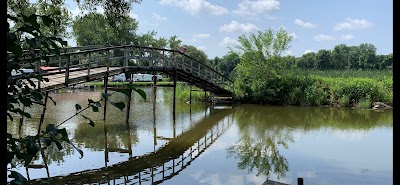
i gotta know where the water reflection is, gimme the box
[7,89,392,185]
[228,105,291,181]
[228,104,392,184]
[28,101,234,184]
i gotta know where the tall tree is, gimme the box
[219,52,240,78]
[72,12,138,46]
[357,43,377,69]
[181,45,210,65]
[168,35,182,50]
[316,49,331,70]
[232,28,293,102]
[73,0,142,26]
[331,44,349,69]
[7,0,72,45]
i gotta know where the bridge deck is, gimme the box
[12,45,234,96]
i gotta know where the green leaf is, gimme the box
[19,97,32,107]
[45,124,58,135]
[133,88,147,100]
[75,104,82,111]
[58,128,70,142]
[91,106,99,112]
[48,96,56,106]
[7,113,13,121]
[71,144,84,159]
[8,43,23,58]
[95,102,101,107]
[8,171,27,185]
[82,115,95,127]
[88,99,95,104]
[54,9,61,15]
[101,93,111,100]
[110,102,125,111]
[53,139,63,150]
[41,16,54,27]
[20,111,31,119]
[7,33,17,43]
[116,88,131,97]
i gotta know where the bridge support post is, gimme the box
[103,75,108,120]
[173,70,177,116]
[189,85,192,114]
[204,90,207,104]
[126,88,133,158]
[103,120,109,167]
[153,78,157,148]
[18,105,25,137]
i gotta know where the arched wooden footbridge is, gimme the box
[11,45,234,97]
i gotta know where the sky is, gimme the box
[63,0,393,59]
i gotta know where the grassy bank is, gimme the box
[165,83,209,103]
[235,70,392,108]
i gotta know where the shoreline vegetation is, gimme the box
[83,69,392,110]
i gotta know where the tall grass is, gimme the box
[235,69,393,107]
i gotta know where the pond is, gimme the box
[7,87,393,185]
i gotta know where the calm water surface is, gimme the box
[7,87,393,185]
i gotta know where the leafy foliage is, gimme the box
[7,2,145,184]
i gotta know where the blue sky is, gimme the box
[64,0,393,59]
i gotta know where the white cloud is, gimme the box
[304,49,314,54]
[159,0,228,16]
[219,37,240,47]
[289,32,297,40]
[334,18,372,31]
[294,19,316,29]
[152,13,167,21]
[194,33,210,39]
[219,21,259,33]
[314,34,336,42]
[233,0,280,17]
[340,34,355,41]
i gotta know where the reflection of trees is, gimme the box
[43,143,74,165]
[228,106,292,180]
[74,121,139,151]
[229,104,393,180]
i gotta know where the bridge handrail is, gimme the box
[8,45,234,84]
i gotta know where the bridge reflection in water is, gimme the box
[29,103,234,185]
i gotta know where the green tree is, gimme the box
[232,28,293,103]
[8,0,72,45]
[181,45,210,65]
[7,2,145,184]
[168,35,182,50]
[218,52,240,78]
[136,30,169,48]
[357,43,377,69]
[331,44,349,69]
[316,49,331,70]
[72,12,138,46]
[73,0,142,27]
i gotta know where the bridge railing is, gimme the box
[99,114,233,185]
[10,45,234,93]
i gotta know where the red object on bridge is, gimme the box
[179,47,186,54]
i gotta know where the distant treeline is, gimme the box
[209,43,392,78]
